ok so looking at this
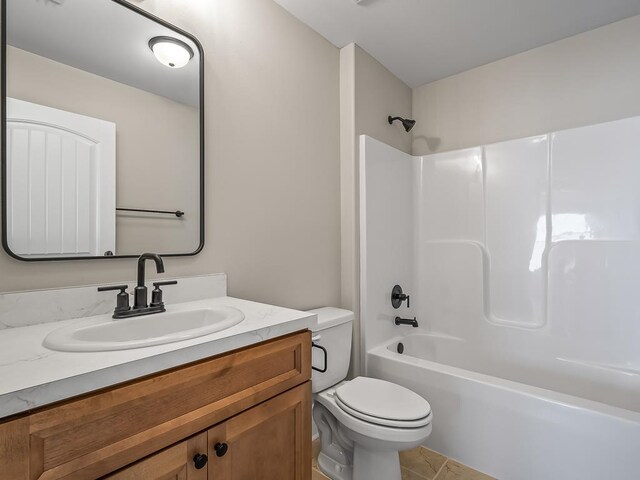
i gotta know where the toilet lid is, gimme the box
[335,377,431,423]
[335,396,432,428]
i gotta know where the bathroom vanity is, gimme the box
[0,332,311,479]
[0,275,316,479]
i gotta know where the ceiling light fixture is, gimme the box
[149,36,194,69]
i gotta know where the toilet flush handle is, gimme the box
[312,339,328,373]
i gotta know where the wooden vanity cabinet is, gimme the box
[0,331,311,480]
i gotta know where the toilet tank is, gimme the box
[309,307,354,393]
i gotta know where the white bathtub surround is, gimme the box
[359,139,419,365]
[359,114,640,480]
[0,282,316,418]
[0,273,227,330]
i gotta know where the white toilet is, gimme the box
[310,307,432,480]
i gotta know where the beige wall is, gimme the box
[1,0,342,313]
[340,44,412,375]
[412,15,640,154]
[7,46,200,255]
[354,46,414,155]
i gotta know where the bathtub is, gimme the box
[366,333,640,480]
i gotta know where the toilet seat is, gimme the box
[314,386,432,445]
[335,396,431,428]
[334,377,432,428]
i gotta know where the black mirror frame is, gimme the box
[0,0,205,261]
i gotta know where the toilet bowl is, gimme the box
[310,308,432,480]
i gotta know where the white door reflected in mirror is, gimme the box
[6,98,116,258]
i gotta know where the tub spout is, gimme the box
[395,316,419,327]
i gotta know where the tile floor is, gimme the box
[312,440,495,480]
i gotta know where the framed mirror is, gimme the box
[1,0,204,260]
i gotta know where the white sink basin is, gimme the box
[43,306,245,352]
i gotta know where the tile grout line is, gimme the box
[433,458,449,480]
[402,463,434,480]
[401,465,430,480]
[400,446,449,480]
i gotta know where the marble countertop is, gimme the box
[0,296,317,419]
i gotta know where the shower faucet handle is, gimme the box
[391,284,410,309]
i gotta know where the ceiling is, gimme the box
[272,0,640,87]
[7,0,200,107]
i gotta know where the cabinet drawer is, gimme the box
[0,331,311,480]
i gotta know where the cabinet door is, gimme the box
[207,382,311,480]
[104,433,208,480]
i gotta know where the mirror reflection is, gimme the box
[3,0,203,259]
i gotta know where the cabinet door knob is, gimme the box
[214,442,229,457]
[193,453,208,469]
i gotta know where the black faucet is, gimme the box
[98,253,177,319]
[395,316,419,328]
[134,253,165,309]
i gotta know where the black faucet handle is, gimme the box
[97,285,130,315]
[403,294,411,308]
[391,285,411,309]
[153,280,178,288]
[97,284,128,292]
[151,280,178,308]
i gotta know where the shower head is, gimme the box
[388,116,416,132]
